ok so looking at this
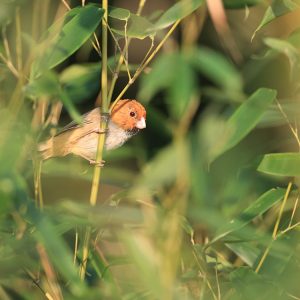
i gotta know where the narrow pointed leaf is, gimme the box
[154,0,204,30]
[210,88,276,162]
[32,5,104,77]
[211,188,285,243]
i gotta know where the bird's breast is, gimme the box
[105,121,132,150]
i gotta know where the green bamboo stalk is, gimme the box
[80,0,108,281]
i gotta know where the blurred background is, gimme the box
[1,0,300,299]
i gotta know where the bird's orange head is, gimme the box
[111,99,146,131]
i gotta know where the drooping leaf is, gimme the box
[32,4,104,77]
[252,0,300,40]
[211,188,285,243]
[258,152,300,176]
[209,88,276,162]
[225,242,260,267]
[153,0,204,30]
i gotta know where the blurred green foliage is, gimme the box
[1,0,300,299]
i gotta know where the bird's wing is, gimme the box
[55,108,102,140]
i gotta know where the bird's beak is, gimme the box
[136,117,146,129]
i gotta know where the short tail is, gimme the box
[38,138,54,160]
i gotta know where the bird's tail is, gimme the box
[38,138,54,160]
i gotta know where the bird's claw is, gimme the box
[89,160,105,167]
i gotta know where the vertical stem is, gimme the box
[80,0,109,280]
[101,0,108,112]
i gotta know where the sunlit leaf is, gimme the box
[258,152,300,176]
[209,88,276,162]
[154,0,204,30]
[32,5,104,77]
[109,6,130,20]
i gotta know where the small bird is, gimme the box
[38,99,146,165]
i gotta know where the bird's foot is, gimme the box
[95,129,108,134]
[89,159,105,167]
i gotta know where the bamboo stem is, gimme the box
[80,0,108,281]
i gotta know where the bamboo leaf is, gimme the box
[154,0,204,30]
[252,0,300,40]
[211,188,285,243]
[223,0,262,9]
[32,5,104,77]
[189,47,242,93]
[258,152,300,176]
[210,88,276,162]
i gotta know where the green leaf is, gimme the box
[252,0,300,40]
[133,142,188,195]
[258,152,300,176]
[60,63,100,103]
[154,0,204,30]
[26,71,81,122]
[225,241,260,267]
[210,88,276,162]
[230,267,282,300]
[111,13,155,39]
[139,52,195,118]
[25,71,60,97]
[108,6,130,20]
[223,0,262,9]
[32,5,104,77]
[211,188,285,243]
[189,47,243,93]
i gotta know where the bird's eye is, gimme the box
[130,111,136,117]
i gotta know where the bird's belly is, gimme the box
[72,133,99,160]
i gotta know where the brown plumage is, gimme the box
[38,99,146,164]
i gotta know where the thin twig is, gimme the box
[107,0,147,102]
[15,7,23,72]
[255,182,293,273]
[273,181,292,239]
[276,99,300,150]
[110,20,180,112]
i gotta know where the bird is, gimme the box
[38,99,146,165]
